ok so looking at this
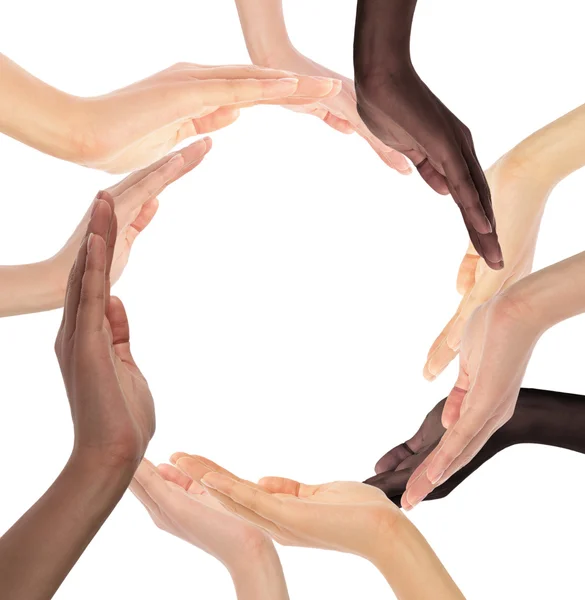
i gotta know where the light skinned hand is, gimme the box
[404,294,542,509]
[72,63,341,173]
[269,51,411,174]
[173,454,402,560]
[51,138,212,294]
[54,194,155,468]
[130,458,274,569]
[424,155,552,380]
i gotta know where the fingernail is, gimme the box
[483,216,492,234]
[278,77,299,84]
[200,474,217,490]
[430,470,444,485]
[168,153,184,166]
[88,233,95,251]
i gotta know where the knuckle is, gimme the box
[490,292,535,325]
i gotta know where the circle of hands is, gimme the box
[54,54,552,569]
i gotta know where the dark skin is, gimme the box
[0,148,198,599]
[366,388,585,505]
[353,0,503,269]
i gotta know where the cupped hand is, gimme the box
[424,155,553,380]
[270,50,411,174]
[174,455,403,560]
[54,194,154,468]
[355,66,502,267]
[403,293,541,509]
[73,63,341,173]
[51,138,211,294]
[130,458,273,569]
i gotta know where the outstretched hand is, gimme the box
[51,138,212,294]
[74,63,341,173]
[173,455,402,560]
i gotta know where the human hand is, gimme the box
[130,458,274,569]
[261,49,411,174]
[174,455,402,560]
[54,193,155,469]
[403,293,543,509]
[49,138,211,298]
[354,66,502,267]
[71,63,341,173]
[424,154,553,380]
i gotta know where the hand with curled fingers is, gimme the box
[51,138,211,295]
[54,193,154,468]
[171,454,401,559]
[234,0,411,174]
[1,54,340,174]
[171,455,464,599]
[72,63,341,173]
[131,457,290,600]
[403,293,543,510]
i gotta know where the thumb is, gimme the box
[442,369,470,428]
[258,476,318,498]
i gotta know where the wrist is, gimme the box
[370,515,464,599]
[229,538,288,600]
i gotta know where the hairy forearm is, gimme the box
[510,250,585,332]
[0,261,64,318]
[0,454,134,600]
[513,103,585,187]
[354,0,418,78]
[371,517,464,600]
[234,0,292,66]
[0,54,81,161]
[229,542,289,600]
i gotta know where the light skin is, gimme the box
[0,194,153,599]
[131,458,289,600]
[425,102,585,380]
[172,455,465,600]
[233,0,411,174]
[0,55,342,173]
[0,139,210,318]
[404,249,585,509]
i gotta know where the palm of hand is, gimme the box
[258,479,399,556]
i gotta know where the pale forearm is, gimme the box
[234,0,293,66]
[514,103,585,187]
[229,542,289,600]
[0,454,133,600]
[509,250,585,331]
[0,261,64,318]
[371,518,464,600]
[0,54,82,161]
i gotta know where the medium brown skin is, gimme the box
[0,191,154,599]
[354,0,502,267]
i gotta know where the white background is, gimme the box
[2,1,585,598]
